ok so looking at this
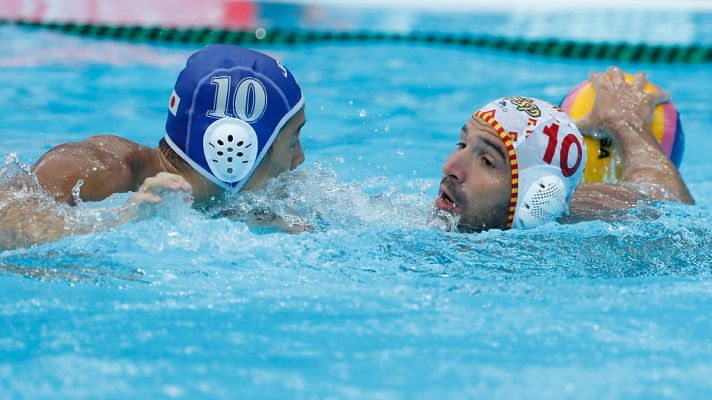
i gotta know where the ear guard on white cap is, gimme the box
[203,118,258,183]
[513,166,568,229]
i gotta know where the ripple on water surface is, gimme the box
[1,153,712,398]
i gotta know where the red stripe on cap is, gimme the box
[474,110,519,229]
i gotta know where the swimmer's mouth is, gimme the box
[436,186,458,213]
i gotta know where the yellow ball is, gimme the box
[560,74,684,184]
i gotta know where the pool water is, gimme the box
[1,22,712,399]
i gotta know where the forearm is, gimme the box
[0,185,124,251]
[612,121,693,204]
[0,199,79,251]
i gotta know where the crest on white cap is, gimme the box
[474,97,586,229]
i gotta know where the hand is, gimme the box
[571,67,694,205]
[123,172,193,220]
[252,213,311,233]
[575,66,669,146]
[216,208,311,233]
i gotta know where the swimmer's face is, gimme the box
[241,107,306,191]
[436,116,511,231]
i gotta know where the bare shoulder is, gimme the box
[32,135,156,204]
[34,134,144,164]
[82,134,145,152]
[564,183,648,223]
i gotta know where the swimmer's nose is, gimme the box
[291,141,305,170]
[442,152,465,183]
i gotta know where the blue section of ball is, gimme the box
[670,112,685,168]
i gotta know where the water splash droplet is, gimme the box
[71,180,84,206]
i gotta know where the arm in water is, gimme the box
[0,165,86,251]
[0,171,192,251]
[0,136,192,251]
[568,67,694,220]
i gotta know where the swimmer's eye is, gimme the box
[456,142,466,149]
[482,156,494,168]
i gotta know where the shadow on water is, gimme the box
[0,249,150,285]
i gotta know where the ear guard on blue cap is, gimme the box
[164,44,304,192]
[203,118,258,182]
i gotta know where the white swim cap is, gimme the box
[474,96,586,229]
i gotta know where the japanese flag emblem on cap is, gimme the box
[168,90,180,117]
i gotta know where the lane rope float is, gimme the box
[1,19,710,64]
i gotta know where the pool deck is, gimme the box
[1,0,711,30]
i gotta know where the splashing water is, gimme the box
[0,155,128,252]
[204,161,459,233]
[2,152,709,282]
[2,153,711,399]
[71,179,84,206]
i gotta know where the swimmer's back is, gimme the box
[32,134,160,205]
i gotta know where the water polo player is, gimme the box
[6,45,306,247]
[436,66,693,231]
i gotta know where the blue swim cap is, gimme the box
[165,44,304,192]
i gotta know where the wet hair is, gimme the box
[158,138,191,173]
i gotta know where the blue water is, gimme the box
[1,21,712,399]
[261,4,711,45]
